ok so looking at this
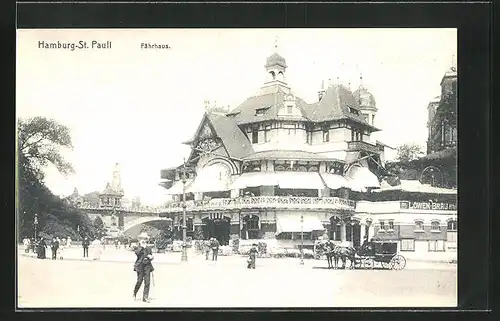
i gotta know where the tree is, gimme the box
[17,117,94,241]
[395,143,425,163]
[92,217,107,239]
[18,116,75,180]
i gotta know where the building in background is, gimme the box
[426,61,457,155]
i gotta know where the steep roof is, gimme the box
[206,112,255,160]
[305,85,378,130]
[228,88,310,125]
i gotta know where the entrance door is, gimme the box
[202,216,231,245]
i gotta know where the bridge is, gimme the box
[78,205,174,236]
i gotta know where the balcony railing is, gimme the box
[160,196,356,213]
[347,141,380,154]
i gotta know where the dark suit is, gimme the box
[133,246,155,301]
[51,240,59,260]
[211,239,220,261]
[82,239,90,257]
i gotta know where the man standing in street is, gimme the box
[211,237,220,261]
[204,240,211,260]
[50,237,59,260]
[82,237,90,258]
[133,239,154,303]
[247,243,258,269]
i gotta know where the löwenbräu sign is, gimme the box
[400,201,457,211]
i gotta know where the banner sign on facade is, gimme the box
[400,201,457,211]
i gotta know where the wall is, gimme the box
[360,200,457,262]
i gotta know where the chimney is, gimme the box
[318,80,326,102]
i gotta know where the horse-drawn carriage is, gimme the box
[315,239,406,270]
[354,240,406,270]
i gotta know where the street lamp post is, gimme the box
[34,213,38,240]
[300,214,304,265]
[181,158,188,262]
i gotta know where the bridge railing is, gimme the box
[78,205,163,214]
[159,196,356,213]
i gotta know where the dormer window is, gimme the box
[287,105,293,114]
[255,106,270,116]
[348,106,359,115]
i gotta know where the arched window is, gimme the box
[414,220,424,231]
[269,71,276,80]
[275,165,285,171]
[447,220,457,231]
[431,221,440,231]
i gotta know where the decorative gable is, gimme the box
[198,119,216,141]
[278,93,302,117]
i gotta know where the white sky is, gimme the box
[16,28,457,205]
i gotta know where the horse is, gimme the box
[315,241,336,269]
[332,244,357,269]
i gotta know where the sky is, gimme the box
[16,28,457,205]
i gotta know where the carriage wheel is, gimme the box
[390,255,406,270]
[364,258,374,269]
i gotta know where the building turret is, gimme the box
[352,75,377,126]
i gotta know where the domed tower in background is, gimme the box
[352,75,377,126]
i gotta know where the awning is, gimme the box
[346,166,380,190]
[320,173,349,190]
[275,172,325,190]
[165,179,194,195]
[276,215,326,234]
[375,180,457,194]
[229,172,279,190]
[185,165,232,193]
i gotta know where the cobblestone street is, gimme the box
[17,247,457,308]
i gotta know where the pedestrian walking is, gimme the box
[204,240,210,260]
[133,239,155,303]
[30,238,36,253]
[23,238,30,253]
[82,237,90,258]
[91,238,102,260]
[211,237,220,261]
[247,243,258,269]
[51,237,59,260]
[66,237,72,248]
[36,237,47,259]
[59,237,66,260]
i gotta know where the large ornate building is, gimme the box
[160,49,457,259]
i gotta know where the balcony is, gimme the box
[160,196,356,214]
[347,141,381,154]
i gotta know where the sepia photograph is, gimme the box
[16,28,458,308]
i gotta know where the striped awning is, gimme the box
[165,178,194,195]
[276,214,325,234]
[320,173,349,190]
[275,172,325,190]
[229,172,279,190]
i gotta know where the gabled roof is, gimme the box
[228,88,310,125]
[206,112,255,160]
[304,85,378,130]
